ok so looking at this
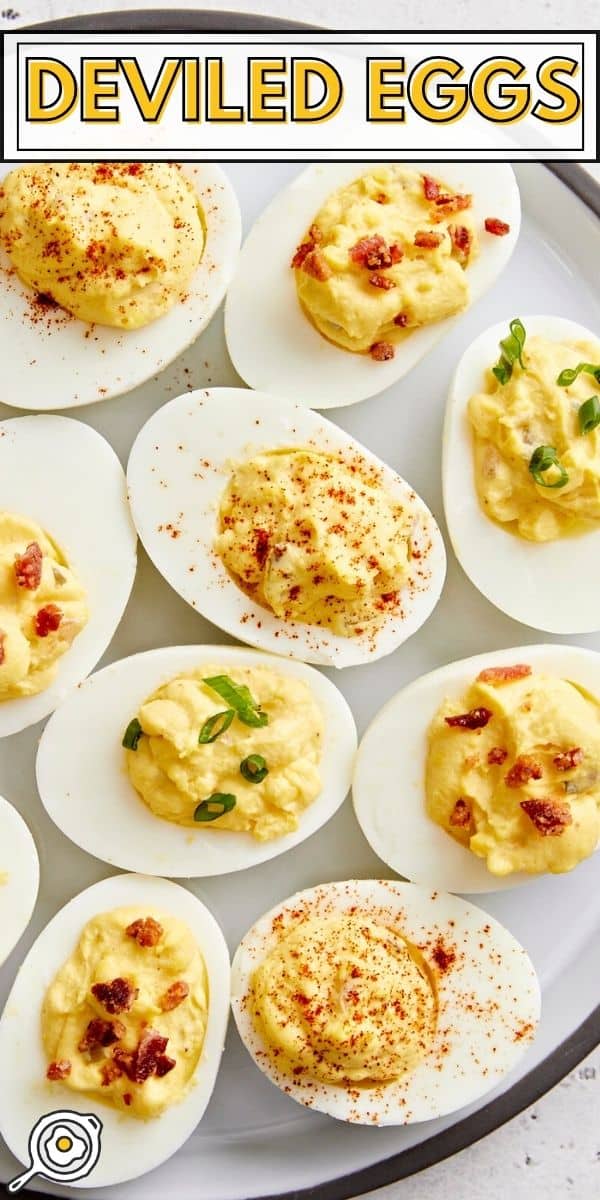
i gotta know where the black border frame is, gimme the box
[0,10,598,1200]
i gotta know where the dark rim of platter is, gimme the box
[3,9,599,1200]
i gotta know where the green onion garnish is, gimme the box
[193,793,237,822]
[556,362,600,388]
[528,445,569,489]
[122,718,143,751]
[198,709,235,744]
[240,754,269,783]
[578,395,600,435]
[492,318,526,385]
[203,675,268,728]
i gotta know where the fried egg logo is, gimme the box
[7,1110,102,1192]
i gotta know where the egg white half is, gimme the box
[0,163,241,410]
[35,644,357,877]
[224,162,520,409]
[0,415,137,737]
[231,878,540,1125]
[126,387,446,668]
[0,872,230,1188]
[444,314,600,634]
[353,642,600,894]
[0,795,39,967]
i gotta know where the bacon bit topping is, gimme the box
[253,528,270,567]
[91,977,139,1015]
[126,916,163,947]
[349,234,395,270]
[113,1028,174,1084]
[370,341,395,362]
[389,243,403,264]
[450,224,472,258]
[435,193,471,212]
[423,174,441,200]
[369,272,396,290]
[393,312,408,327]
[0,632,5,666]
[14,542,43,590]
[553,747,584,772]
[290,224,322,269]
[520,798,572,836]
[488,746,508,765]
[445,706,493,730]
[47,1059,71,1080]
[159,981,190,1012]
[101,1060,123,1086]
[477,663,532,685]
[34,604,63,637]
[414,231,442,249]
[302,248,332,281]
[78,1017,126,1052]
[123,1092,133,1105]
[485,217,510,236]
[374,192,388,204]
[505,755,543,789]
[449,798,472,828]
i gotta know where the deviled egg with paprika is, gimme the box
[225,162,520,408]
[126,388,446,668]
[444,315,600,633]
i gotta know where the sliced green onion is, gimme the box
[492,318,526,385]
[528,445,569,489]
[198,709,235,744]
[193,793,237,822]
[203,675,268,728]
[240,754,269,783]
[578,395,600,435]
[122,718,143,751]
[556,362,600,388]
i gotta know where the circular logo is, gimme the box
[7,1110,103,1192]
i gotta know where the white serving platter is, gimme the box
[0,159,599,1200]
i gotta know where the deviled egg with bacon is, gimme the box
[225,162,520,408]
[126,388,446,668]
[231,878,540,1124]
[0,414,136,736]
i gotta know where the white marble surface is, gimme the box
[0,2,598,1198]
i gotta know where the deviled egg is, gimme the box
[231,878,540,1124]
[444,315,600,633]
[225,162,520,408]
[0,415,136,737]
[0,872,230,1188]
[353,643,600,893]
[36,645,357,877]
[126,388,446,668]
[0,795,39,966]
[0,161,241,409]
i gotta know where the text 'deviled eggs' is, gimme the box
[126,388,446,668]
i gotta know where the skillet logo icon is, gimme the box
[7,1110,103,1192]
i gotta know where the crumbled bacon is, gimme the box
[374,192,388,204]
[0,632,5,666]
[78,1017,125,1052]
[123,1092,133,1106]
[485,217,510,236]
[369,272,396,290]
[47,1059,71,1080]
[520,798,572,836]
[393,312,408,327]
[449,798,472,828]
[445,707,493,730]
[14,542,43,590]
[126,916,163,947]
[91,977,139,1015]
[505,755,543,789]
[350,234,394,270]
[477,664,532,685]
[114,1028,173,1084]
[389,243,403,264]
[553,747,584,772]
[302,249,332,281]
[370,341,395,362]
[414,231,442,249]
[435,193,472,212]
[488,746,508,765]
[159,981,190,1012]
[101,1060,123,1086]
[450,224,472,259]
[34,604,62,637]
[290,224,322,269]
[423,174,441,200]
